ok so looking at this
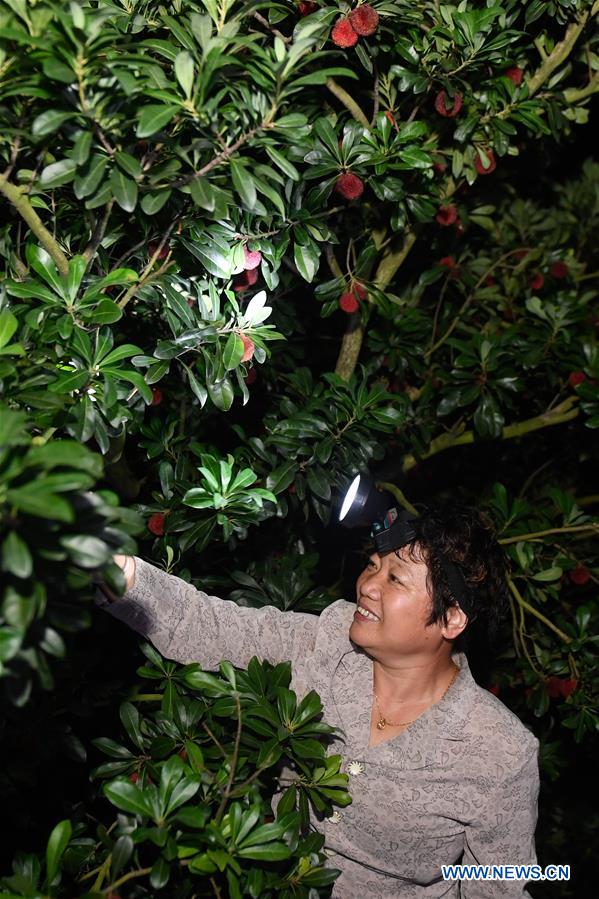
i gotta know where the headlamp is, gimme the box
[338,472,474,620]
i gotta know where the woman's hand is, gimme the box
[114,554,136,593]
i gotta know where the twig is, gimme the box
[83,200,114,265]
[499,524,599,545]
[118,219,178,309]
[101,866,153,894]
[334,230,417,380]
[170,124,264,189]
[0,173,69,275]
[401,397,580,472]
[527,1,599,97]
[425,248,534,359]
[564,70,599,103]
[326,78,370,128]
[507,577,571,644]
[214,693,242,824]
[376,481,419,516]
[250,10,290,43]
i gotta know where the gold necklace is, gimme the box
[373,662,460,730]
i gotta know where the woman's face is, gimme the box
[349,547,447,663]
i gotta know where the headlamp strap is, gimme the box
[370,508,476,621]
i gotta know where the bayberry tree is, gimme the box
[0,0,598,896]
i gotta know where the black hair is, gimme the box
[363,503,509,653]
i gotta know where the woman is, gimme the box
[97,504,539,897]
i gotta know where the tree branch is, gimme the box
[527,1,599,97]
[170,124,264,189]
[326,78,370,127]
[507,577,571,644]
[401,396,579,472]
[83,200,114,265]
[334,230,416,380]
[499,523,599,545]
[564,69,599,103]
[0,174,69,275]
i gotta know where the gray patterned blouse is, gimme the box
[102,557,540,897]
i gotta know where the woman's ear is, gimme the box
[441,604,469,640]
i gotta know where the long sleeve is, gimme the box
[461,735,540,897]
[100,556,320,670]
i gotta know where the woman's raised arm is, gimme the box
[96,555,321,672]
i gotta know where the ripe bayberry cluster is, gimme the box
[233,246,262,293]
[331,4,379,49]
[334,171,364,200]
[338,282,367,313]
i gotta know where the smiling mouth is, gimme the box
[356,605,380,622]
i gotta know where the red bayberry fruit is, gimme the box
[339,292,360,313]
[298,0,317,14]
[505,66,523,85]
[243,247,262,270]
[439,256,456,268]
[434,90,463,117]
[244,367,258,385]
[288,483,296,494]
[240,334,255,363]
[435,204,458,226]
[129,772,139,784]
[335,172,364,200]
[433,161,447,173]
[349,4,380,36]
[187,297,196,307]
[568,371,586,387]
[232,268,259,293]
[487,684,500,696]
[148,242,169,261]
[569,564,591,585]
[151,387,163,406]
[514,249,529,260]
[331,17,358,48]
[474,149,497,175]
[529,272,544,291]
[148,512,166,536]
[546,676,578,698]
[485,275,496,286]
[550,261,569,279]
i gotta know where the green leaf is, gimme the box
[141,190,171,215]
[59,534,111,568]
[119,701,146,750]
[265,146,300,181]
[208,377,235,411]
[6,486,74,522]
[72,130,92,166]
[45,819,72,887]
[294,242,320,282]
[40,158,77,188]
[473,393,504,439]
[0,308,18,349]
[32,109,72,138]
[74,155,108,199]
[223,332,245,370]
[1,531,33,579]
[150,856,170,889]
[189,178,216,211]
[104,779,154,818]
[532,567,563,582]
[109,168,138,212]
[230,158,257,210]
[266,460,297,494]
[237,842,290,861]
[174,50,195,98]
[137,105,178,138]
